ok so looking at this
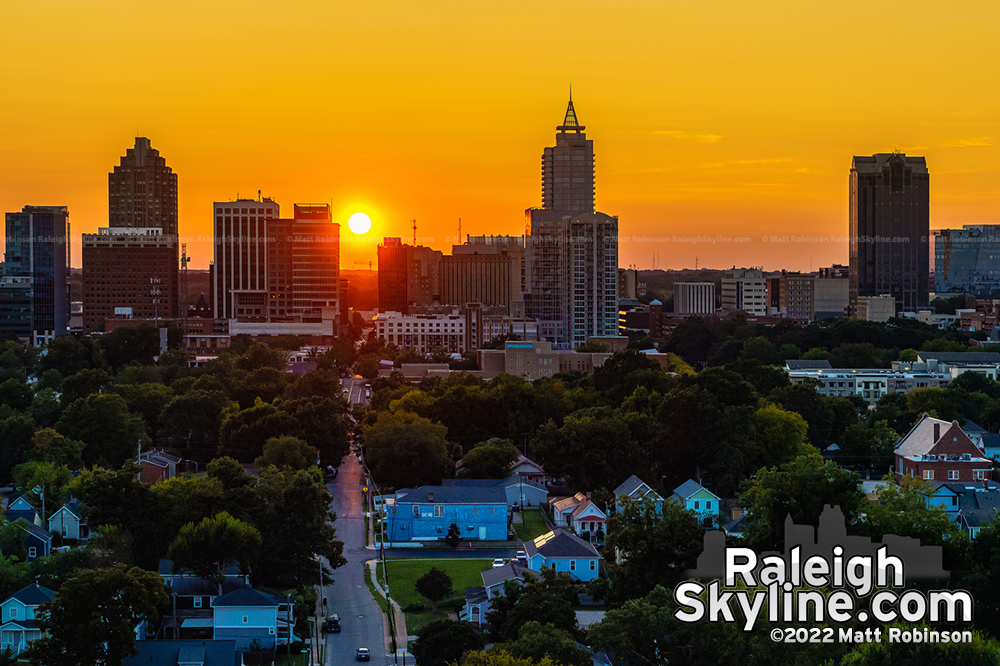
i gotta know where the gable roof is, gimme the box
[526,528,600,559]
[481,561,540,588]
[121,640,240,666]
[552,493,587,513]
[510,454,544,474]
[570,499,606,519]
[6,495,34,512]
[50,497,87,521]
[673,479,719,501]
[394,485,506,505]
[613,475,648,497]
[21,522,52,543]
[894,414,952,458]
[3,583,55,606]
[212,588,281,608]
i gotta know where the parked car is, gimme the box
[324,614,340,633]
[492,558,505,568]
[356,648,371,661]
[515,550,527,564]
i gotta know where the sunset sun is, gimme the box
[348,212,372,235]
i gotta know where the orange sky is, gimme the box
[2,1,999,272]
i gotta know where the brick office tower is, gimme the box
[849,153,929,314]
[83,137,179,332]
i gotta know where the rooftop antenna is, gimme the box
[258,189,261,203]
[458,217,462,243]
[412,218,417,245]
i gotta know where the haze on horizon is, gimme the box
[2,0,998,272]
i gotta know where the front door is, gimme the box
[479,526,487,540]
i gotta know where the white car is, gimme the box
[492,558,505,568]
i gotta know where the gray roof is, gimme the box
[785,359,833,370]
[443,478,547,492]
[168,577,250,597]
[394,485,507,505]
[4,583,55,606]
[212,588,284,608]
[917,351,1000,364]
[22,522,52,542]
[852,153,928,175]
[121,640,240,666]
[158,558,244,578]
[613,475,648,497]
[525,528,600,559]
[673,479,718,500]
[464,586,488,605]
[481,561,539,588]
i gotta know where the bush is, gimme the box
[403,603,426,612]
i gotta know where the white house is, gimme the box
[510,455,546,484]
[211,588,294,650]
[551,494,606,541]
[525,528,601,582]
[0,583,55,656]
[613,475,663,514]
[47,497,89,541]
[461,562,539,627]
[672,479,720,521]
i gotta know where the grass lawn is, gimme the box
[272,651,309,666]
[378,558,493,635]
[513,508,549,542]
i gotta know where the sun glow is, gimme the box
[348,212,372,235]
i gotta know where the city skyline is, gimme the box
[3,1,999,272]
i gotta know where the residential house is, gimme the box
[47,497,89,541]
[21,523,51,561]
[441,477,548,508]
[967,430,1000,462]
[525,528,601,582]
[387,485,509,541]
[723,516,748,538]
[211,588,295,651]
[925,482,1000,539]
[612,475,663,514]
[461,562,539,627]
[550,494,606,541]
[121,640,241,666]
[672,479,720,522]
[158,559,251,638]
[510,455,545,484]
[0,583,55,656]
[5,495,40,525]
[139,449,182,484]
[894,415,993,483]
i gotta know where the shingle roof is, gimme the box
[570,499,606,519]
[394,485,506,505]
[158,559,244,578]
[121,640,240,666]
[4,583,55,606]
[918,352,1000,364]
[22,522,52,542]
[525,528,600,559]
[613,475,647,497]
[786,360,833,370]
[168,577,249,597]
[673,479,718,501]
[211,588,280,608]
[464,587,488,605]
[511,455,544,474]
[552,493,586,513]
[481,561,539,588]
[893,414,951,458]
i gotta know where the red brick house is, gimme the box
[894,414,993,484]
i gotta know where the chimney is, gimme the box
[934,423,940,442]
[428,491,434,502]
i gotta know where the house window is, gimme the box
[948,470,959,480]
[694,501,700,510]
[243,616,248,624]
[413,506,420,518]
[194,597,202,608]
[923,470,934,480]
[472,507,478,517]
[11,607,16,618]
[434,506,445,518]
[61,525,67,536]
[975,470,987,480]
[590,560,596,571]
[570,560,576,571]
[489,507,494,516]
[28,547,36,558]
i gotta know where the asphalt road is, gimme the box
[321,455,389,666]
[341,377,369,406]
[381,548,521,560]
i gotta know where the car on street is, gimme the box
[324,614,340,633]
[492,558,505,568]
[356,648,371,661]
[515,550,527,564]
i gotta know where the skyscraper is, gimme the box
[934,225,1000,298]
[212,198,280,319]
[440,236,524,311]
[525,96,618,347]
[2,206,70,344]
[376,239,441,314]
[849,153,930,313]
[83,137,179,332]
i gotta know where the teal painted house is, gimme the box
[525,528,601,582]
[388,485,509,541]
[672,479,720,521]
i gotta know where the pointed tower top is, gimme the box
[557,90,584,132]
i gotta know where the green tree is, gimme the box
[218,398,297,461]
[739,450,866,552]
[506,621,591,666]
[255,436,319,472]
[0,378,31,411]
[363,411,451,489]
[29,428,84,468]
[411,619,484,666]
[167,512,261,594]
[840,420,899,468]
[487,569,579,642]
[445,523,461,548]
[235,342,288,371]
[0,412,37,482]
[98,325,163,369]
[12,461,73,525]
[109,382,173,437]
[457,651,559,666]
[751,403,811,469]
[56,394,148,468]
[460,439,519,479]
[415,566,453,612]
[159,389,235,451]
[278,395,352,464]
[839,624,1000,666]
[28,563,169,666]
[28,388,62,429]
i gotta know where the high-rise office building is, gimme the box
[934,225,1000,298]
[674,282,715,315]
[778,271,815,320]
[525,96,618,347]
[721,268,767,315]
[84,137,179,331]
[376,239,441,314]
[440,236,524,311]
[212,201,339,323]
[2,206,70,344]
[212,198,280,319]
[849,153,930,313]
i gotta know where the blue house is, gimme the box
[613,475,663,514]
[672,479,720,522]
[20,523,52,561]
[0,583,55,656]
[525,528,601,582]
[441,477,548,508]
[211,588,295,650]
[388,486,508,541]
[5,496,39,526]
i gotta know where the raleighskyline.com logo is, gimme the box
[674,505,974,644]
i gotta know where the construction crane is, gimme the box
[354,261,374,270]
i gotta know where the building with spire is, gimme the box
[82,137,179,332]
[524,94,619,347]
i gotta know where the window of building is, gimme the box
[489,507,494,516]
[948,470,959,480]
[413,506,420,518]
[472,507,477,517]
[975,470,988,480]
[590,560,596,571]
[923,470,934,480]
[243,616,248,624]
[28,547,36,558]
[11,607,16,618]
[194,597,202,608]
[434,506,445,518]
[694,501,700,510]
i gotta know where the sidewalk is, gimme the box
[366,560,411,657]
